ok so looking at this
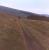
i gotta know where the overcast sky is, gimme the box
[0,0,49,14]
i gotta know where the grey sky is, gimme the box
[0,0,49,14]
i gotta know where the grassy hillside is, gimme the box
[0,13,49,50]
[0,13,26,50]
[20,19,49,50]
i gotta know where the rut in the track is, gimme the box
[19,19,45,50]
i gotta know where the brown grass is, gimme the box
[21,19,49,50]
[0,13,26,50]
[0,13,49,50]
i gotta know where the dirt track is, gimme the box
[19,19,46,50]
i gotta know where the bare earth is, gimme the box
[0,13,49,50]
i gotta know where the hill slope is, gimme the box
[0,6,33,17]
[0,13,26,50]
[0,13,49,50]
[0,6,49,50]
[20,19,49,50]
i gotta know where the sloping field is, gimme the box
[0,13,49,50]
[0,13,26,50]
[20,19,49,50]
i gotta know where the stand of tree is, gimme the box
[27,14,49,21]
